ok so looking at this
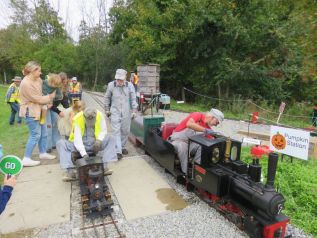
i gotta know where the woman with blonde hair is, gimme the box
[19,61,56,166]
[57,100,85,139]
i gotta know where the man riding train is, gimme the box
[56,107,117,181]
[169,108,224,174]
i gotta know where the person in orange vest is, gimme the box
[69,77,82,93]
[68,77,82,104]
[5,76,22,125]
[129,71,138,92]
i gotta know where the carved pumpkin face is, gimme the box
[272,133,286,150]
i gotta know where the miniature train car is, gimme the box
[130,116,289,238]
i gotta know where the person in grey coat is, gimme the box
[104,69,138,159]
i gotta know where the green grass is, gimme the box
[0,85,28,184]
[241,147,317,237]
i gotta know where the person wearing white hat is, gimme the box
[169,108,224,174]
[104,69,138,159]
[5,76,22,125]
[68,76,82,104]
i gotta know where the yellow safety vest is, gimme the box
[7,83,20,103]
[69,82,81,93]
[133,74,139,85]
[69,110,102,142]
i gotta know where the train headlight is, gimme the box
[211,147,220,163]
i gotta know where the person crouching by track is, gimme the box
[169,108,224,174]
[104,69,138,159]
[56,107,117,181]
[5,76,22,125]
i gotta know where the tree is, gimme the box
[30,0,68,42]
[109,0,315,103]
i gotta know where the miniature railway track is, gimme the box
[86,91,106,109]
[81,213,124,238]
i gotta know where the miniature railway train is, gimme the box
[130,115,289,238]
[72,152,113,217]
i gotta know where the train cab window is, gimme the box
[211,147,220,164]
[230,146,238,161]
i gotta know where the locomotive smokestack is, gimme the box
[266,152,279,189]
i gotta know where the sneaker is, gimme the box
[39,153,56,160]
[62,171,77,182]
[122,148,128,155]
[104,168,113,176]
[22,157,40,167]
[117,153,123,160]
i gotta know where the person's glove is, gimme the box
[131,112,137,119]
[105,111,111,117]
[83,154,89,160]
[204,128,224,137]
[93,140,102,154]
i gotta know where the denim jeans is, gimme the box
[46,109,60,150]
[24,115,48,158]
[9,102,22,125]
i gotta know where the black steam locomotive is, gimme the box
[72,152,113,217]
[131,117,289,238]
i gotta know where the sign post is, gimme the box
[0,155,23,176]
[276,102,286,124]
[270,126,310,160]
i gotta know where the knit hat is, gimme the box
[209,108,224,124]
[84,108,96,128]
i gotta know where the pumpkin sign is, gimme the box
[271,132,286,150]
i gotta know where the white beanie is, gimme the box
[115,69,127,80]
[209,108,224,123]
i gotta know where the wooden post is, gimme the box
[4,71,7,84]
[181,87,186,103]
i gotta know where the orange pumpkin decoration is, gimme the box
[271,132,286,150]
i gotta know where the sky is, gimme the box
[0,0,114,42]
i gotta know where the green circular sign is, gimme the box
[0,155,23,175]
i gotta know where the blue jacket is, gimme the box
[0,185,13,214]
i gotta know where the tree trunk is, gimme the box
[92,40,99,91]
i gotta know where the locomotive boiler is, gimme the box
[130,116,289,238]
[73,153,113,217]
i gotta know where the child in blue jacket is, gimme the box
[0,175,16,214]
[0,145,17,214]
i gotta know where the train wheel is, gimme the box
[186,182,195,192]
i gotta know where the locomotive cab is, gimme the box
[187,134,244,197]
